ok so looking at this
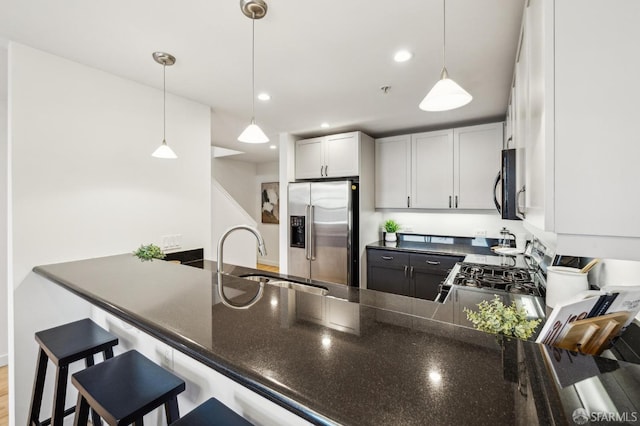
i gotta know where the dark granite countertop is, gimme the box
[367,234,501,257]
[33,255,640,425]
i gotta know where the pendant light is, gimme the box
[152,52,178,159]
[238,0,269,144]
[419,0,472,112]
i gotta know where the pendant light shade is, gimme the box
[152,52,178,159]
[238,0,269,144]
[419,67,473,112]
[419,0,472,112]
[238,120,270,143]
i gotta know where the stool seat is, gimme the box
[35,318,118,366]
[29,319,118,426]
[72,350,185,425]
[171,398,252,426]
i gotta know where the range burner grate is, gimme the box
[453,263,541,296]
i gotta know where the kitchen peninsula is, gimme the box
[34,255,640,425]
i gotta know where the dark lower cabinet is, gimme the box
[366,249,463,300]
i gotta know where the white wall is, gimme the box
[9,43,211,425]
[379,211,529,245]
[212,158,280,267]
[0,44,8,367]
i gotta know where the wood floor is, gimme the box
[257,263,279,273]
[0,366,7,426]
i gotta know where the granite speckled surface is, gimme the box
[33,255,640,425]
[366,236,500,257]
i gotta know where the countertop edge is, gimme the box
[32,265,336,426]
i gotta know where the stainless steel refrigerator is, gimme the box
[288,180,359,286]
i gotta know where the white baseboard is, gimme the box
[0,354,7,367]
[257,258,279,267]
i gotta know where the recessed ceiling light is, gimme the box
[257,92,271,101]
[320,122,330,129]
[269,145,277,150]
[394,50,413,63]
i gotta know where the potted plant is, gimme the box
[383,219,400,242]
[133,244,166,261]
[464,296,541,340]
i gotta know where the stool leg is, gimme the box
[28,348,49,426]
[84,355,101,426]
[164,397,180,424]
[50,365,69,426]
[103,347,114,360]
[73,394,89,426]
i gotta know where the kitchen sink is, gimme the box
[239,274,329,296]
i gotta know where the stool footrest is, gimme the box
[34,406,77,426]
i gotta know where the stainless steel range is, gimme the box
[451,263,543,297]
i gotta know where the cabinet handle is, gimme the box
[516,185,526,218]
[381,256,394,260]
[324,165,328,176]
[403,265,408,277]
[407,196,410,208]
[449,196,452,208]
[426,260,441,265]
[410,266,414,278]
[455,195,458,208]
[320,166,324,177]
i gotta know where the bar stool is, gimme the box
[170,398,252,426]
[28,318,119,426]
[72,350,186,425]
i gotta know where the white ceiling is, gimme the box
[0,0,524,163]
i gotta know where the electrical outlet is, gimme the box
[474,229,487,238]
[160,234,182,251]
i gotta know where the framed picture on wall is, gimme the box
[261,182,279,224]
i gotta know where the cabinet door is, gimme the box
[375,135,411,208]
[325,132,360,178]
[411,130,454,208]
[295,137,324,179]
[366,250,411,296]
[411,253,463,301]
[454,123,503,209]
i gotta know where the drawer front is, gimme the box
[411,253,463,271]
[367,249,409,267]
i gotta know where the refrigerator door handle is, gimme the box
[305,204,312,260]
[310,205,316,260]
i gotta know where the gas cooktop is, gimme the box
[450,262,543,297]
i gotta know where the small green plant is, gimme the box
[133,244,166,261]
[383,219,400,233]
[464,296,541,340]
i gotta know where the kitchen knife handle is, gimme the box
[455,195,458,208]
[449,196,452,208]
[426,260,441,265]
[305,205,312,260]
[381,256,394,260]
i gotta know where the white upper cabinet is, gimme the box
[375,122,503,210]
[411,130,454,209]
[375,135,411,208]
[295,137,324,180]
[455,123,503,209]
[295,132,361,179]
[510,0,640,258]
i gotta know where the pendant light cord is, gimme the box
[163,63,166,141]
[442,0,446,69]
[251,12,256,122]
